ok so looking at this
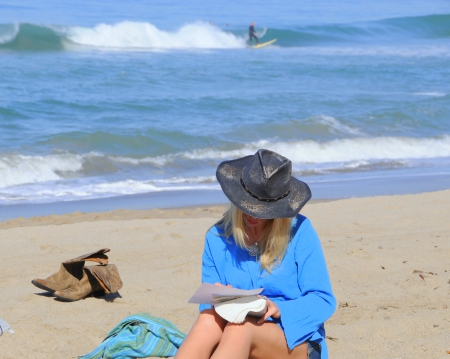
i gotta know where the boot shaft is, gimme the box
[32,248,111,293]
[86,264,123,294]
[53,264,123,302]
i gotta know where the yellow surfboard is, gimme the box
[252,38,277,49]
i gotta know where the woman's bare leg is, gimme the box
[175,309,227,359]
[211,317,307,359]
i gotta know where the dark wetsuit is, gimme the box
[249,25,259,44]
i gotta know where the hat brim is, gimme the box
[216,155,311,219]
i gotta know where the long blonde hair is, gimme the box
[216,203,292,272]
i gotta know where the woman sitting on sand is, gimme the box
[175,149,336,359]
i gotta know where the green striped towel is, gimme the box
[79,313,186,359]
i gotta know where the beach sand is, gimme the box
[0,191,449,358]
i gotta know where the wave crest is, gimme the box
[0,153,83,188]
[1,135,449,189]
[183,135,450,164]
[0,21,247,51]
[66,21,246,49]
[1,14,450,51]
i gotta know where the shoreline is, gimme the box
[1,187,448,230]
[1,168,449,222]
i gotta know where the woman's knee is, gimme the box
[222,317,259,338]
[195,309,228,332]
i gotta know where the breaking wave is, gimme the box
[1,135,449,189]
[1,14,449,51]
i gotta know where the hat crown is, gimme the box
[241,149,291,200]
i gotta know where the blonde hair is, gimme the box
[216,203,292,272]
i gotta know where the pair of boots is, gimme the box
[32,248,123,302]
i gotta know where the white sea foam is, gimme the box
[0,23,19,44]
[86,178,218,195]
[154,176,217,184]
[0,178,219,204]
[414,92,447,97]
[1,135,449,192]
[257,27,268,38]
[176,135,450,164]
[113,154,174,166]
[65,21,246,49]
[108,135,450,166]
[0,153,84,188]
[274,136,450,163]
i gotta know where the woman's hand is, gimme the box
[257,296,280,323]
[214,282,232,287]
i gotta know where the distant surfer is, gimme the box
[249,22,259,44]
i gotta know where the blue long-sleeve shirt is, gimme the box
[199,215,336,358]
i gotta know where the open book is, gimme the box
[188,283,267,323]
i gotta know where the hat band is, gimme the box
[240,177,290,203]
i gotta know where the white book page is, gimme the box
[188,283,263,305]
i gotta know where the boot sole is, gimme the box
[54,291,103,302]
[53,294,79,302]
[31,280,56,293]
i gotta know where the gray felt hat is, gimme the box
[216,149,311,219]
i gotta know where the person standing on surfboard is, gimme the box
[249,22,259,44]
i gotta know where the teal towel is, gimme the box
[79,313,186,359]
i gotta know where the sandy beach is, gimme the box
[0,190,449,359]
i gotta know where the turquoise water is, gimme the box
[1,1,450,214]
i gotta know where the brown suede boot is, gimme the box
[53,264,123,302]
[31,248,110,293]
[87,264,123,294]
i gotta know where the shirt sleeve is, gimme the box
[275,218,336,349]
[198,228,222,312]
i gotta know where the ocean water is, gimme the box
[1,0,450,217]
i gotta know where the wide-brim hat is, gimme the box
[216,149,311,219]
